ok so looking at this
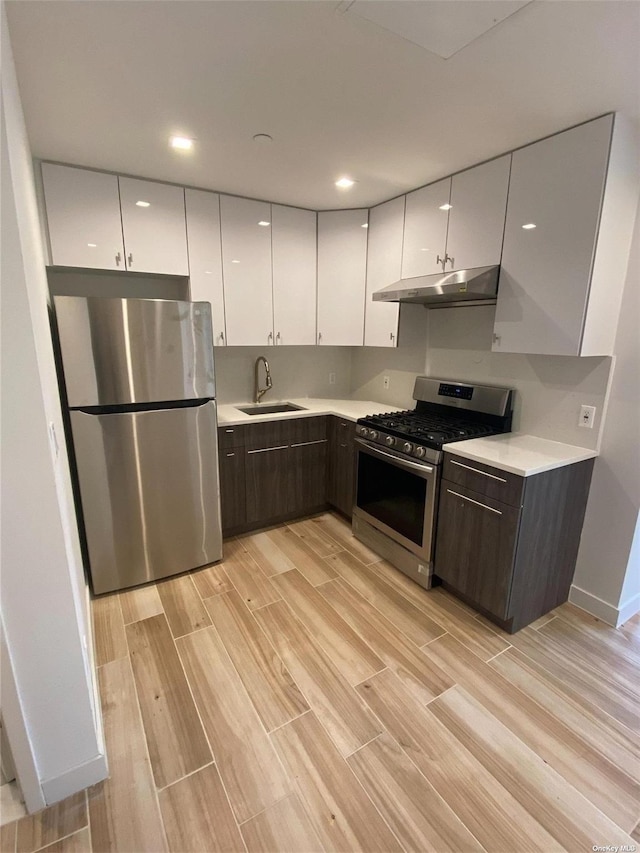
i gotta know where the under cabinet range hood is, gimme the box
[372,265,500,307]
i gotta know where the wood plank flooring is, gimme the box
[4,510,639,853]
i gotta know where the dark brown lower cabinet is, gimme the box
[218,448,246,532]
[218,416,329,535]
[434,453,594,633]
[326,417,356,518]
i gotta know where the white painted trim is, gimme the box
[568,583,634,627]
[0,618,46,813]
[617,591,640,628]
[41,752,108,806]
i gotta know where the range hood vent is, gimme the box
[372,265,500,306]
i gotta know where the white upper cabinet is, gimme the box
[42,163,125,270]
[317,209,368,346]
[271,204,317,346]
[185,189,226,346]
[401,178,451,278]
[364,196,404,347]
[446,155,511,271]
[220,195,273,347]
[118,177,189,276]
[493,114,636,356]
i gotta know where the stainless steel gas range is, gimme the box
[352,376,514,589]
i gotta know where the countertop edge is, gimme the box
[216,398,385,426]
[442,435,598,477]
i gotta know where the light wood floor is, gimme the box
[3,511,639,853]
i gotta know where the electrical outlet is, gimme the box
[383,375,390,390]
[329,372,336,385]
[579,405,596,428]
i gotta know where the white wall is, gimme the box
[425,305,612,450]
[214,345,352,404]
[351,301,612,451]
[570,200,640,625]
[1,6,106,807]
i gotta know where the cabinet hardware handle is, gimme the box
[447,255,455,268]
[339,443,348,448]
[268,331,273,343]
[291,439,328,448]
[450,459,507,482]
[447,489,502,515]
[247,445,288,454]
[115,252,122,266]
[436,254,444,268]
[276,332,281,344]
[225,452,235,457]
[318,332,322,343]
[492,333,501,345]
[390,332,395,342]
[225,429,234,433]
[219,332,225,344]
[127,252,133,266]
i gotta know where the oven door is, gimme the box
[353,438,438,563]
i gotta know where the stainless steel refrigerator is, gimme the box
[54,296,223,595]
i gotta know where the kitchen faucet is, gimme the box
[254,355,272,403]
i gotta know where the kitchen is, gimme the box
[2,1,639,851]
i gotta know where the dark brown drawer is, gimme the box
[443,453,524,507]
[244,416,326,450]
[218,424,246,449]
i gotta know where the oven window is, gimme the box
[357,451,426,546]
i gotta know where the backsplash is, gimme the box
[350,304,612,450]
[214,345,352,404]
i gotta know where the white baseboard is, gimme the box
[617,591,640,627]
[41,752,108,806]
[569,584,640,627]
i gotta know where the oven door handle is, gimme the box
[355,438,434,476]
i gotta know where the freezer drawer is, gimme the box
[70,400,222,594]
[55,296,215,406]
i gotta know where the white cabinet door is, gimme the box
[185,189,226,346]
[271,204,317,346]
[364,196,404,347]
[42,163,125,270]
[401,178,451,278]
[493,116,612,356]
[317,209,368,346]
[118,177,189,276]
[220,195,273,347]
[446,155,511,271]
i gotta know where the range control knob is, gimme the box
[369,430,378,440]
[385,435,395,447]
[415,446,426,458]
[403,441,413,453]
[357,426,366,437]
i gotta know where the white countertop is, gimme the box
[217,398,387,426]
[442,433,598,477]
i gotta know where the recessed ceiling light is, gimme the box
[361,223,368,228]
[231,259,240,264]
[136,200,150,207]
[205,271,213,275]
[439,204,452,211]
[522,223,537,229]
[253,133,273,144]
[87,243,97,247]
[335,177,355,189]
[258,221,271,227]
[170,136,194,150]
[420,248,430,252]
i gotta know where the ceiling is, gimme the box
[6,0,640,210]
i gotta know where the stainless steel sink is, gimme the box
[237,402,307,415]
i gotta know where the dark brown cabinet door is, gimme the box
[219,449,246,533]
[326,417,356,518]
[245,445,291,525]
[434,480,520,620]
[290,439,327,515]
